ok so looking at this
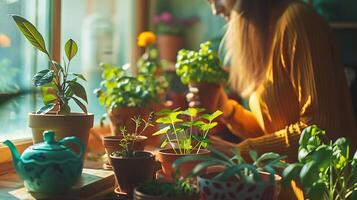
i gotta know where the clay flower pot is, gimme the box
[28,112,94,157]
[197,172,282,200]
[188,83,221,113]
[156,149,210,180]
[109,151,157,196]
[108,107,160,147]
[102,135,147,166]
[157,34,184,61]
[133,185,199,200]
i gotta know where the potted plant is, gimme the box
[153,107,222,180]
[282,125,357,200]
[109,115,157,197]
[176,41,228,112]
[173,148,287,200]
[133,177,199,200]
[11,15,93,151]
[95,32,167,146]
[153,11,198,61]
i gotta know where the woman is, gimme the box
[190,0,357,198]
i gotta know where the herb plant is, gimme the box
[173,147,286,183]
[136,178,197,198]
[176,41,228,85]
[153,108,223,155]
[11,15,87,114]
[282,125,357,200]
[95,63,164,111]
[112,114,154,158]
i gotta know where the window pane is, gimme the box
[0,0,51,141]
[61,0,134,124]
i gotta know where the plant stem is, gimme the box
[196,119,212,153]
[171,121,182,154]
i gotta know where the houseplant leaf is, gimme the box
[282,163,303,185]
[65,39,78,61]
[11,15,48,55]
[37,103,56,114]
[72,96,87,113]
[68,81,87,103]
[32,69,54,87]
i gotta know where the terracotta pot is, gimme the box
[197,172,282,200]
[157,35,184,61]
[28,112,94,156]
[133,185,199,200]
[156,149,211,180]
[109,151,157,196]
[108,107,160,147]
[189,83,221,113]
[102,135,147,165]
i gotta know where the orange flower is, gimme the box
[0,34,11,48]
[137,32,156,47]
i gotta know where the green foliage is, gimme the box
[173,147,287,184]
[11,15,87,114]
[282,125,357,200]
[112,114,154,158]
[154,108,223,154]
[176,41,228,85]
[95,63,165,111]
[137,178,197,198]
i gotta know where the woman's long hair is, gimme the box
[224,0,277,97]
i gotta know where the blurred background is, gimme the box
[0,0,356,141]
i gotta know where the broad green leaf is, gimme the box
[249,150,258,162]
[183,138,192,151]
[299,161,319,187]
[156,117,171,124]
[11,15,48,54]
[36,103,56,114]
[282,163,303,185]
[312,145,332,170]
[182,107,204,117]
[153,126,170,136]
[68,81,87,103]
[298,147,310,162]
[65,39,78,61]
[71,73,86,81]
[59,103,71,114]
[32,69,54,87]
[200,122,217,132]
[201,110,223,121]
[214,164,259,182]
[72,96,87,113]
[41,82,58,105]
[299,126,312,147]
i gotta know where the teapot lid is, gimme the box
[32,130,67,151]
[21,130,78,163]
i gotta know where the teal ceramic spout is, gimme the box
[3,140,21,171]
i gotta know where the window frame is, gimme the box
[0,0,60,173]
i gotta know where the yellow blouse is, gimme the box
[222,2,357,199]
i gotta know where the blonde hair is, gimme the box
[223,0,276,97]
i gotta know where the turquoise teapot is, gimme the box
[3,130,84,195]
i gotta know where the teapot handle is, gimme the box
[59,136,85,159]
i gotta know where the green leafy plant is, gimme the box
[173,147,287,183]
[282,125,357,200]
[176,41,228,85]
[136,177,197,198]
[153,108,222,155]
[11,15,87,114]
[112,113,154,158]
[95,63,164,111]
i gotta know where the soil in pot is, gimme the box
[197,172,282,200]
[156,149,211,181]
[109,151,157,197]
[102,135,147,167]
[108,107,160,147]
[133,182,199,200]
[28,112,94,156]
